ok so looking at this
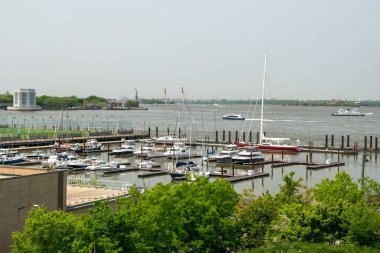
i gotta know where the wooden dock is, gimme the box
[226,172,270,182]
[306,162,345,170]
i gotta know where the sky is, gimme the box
[1,0,379,100]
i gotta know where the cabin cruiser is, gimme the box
[204,144,239,163]
[71,139,103,152]
[111,140,138,155]
[164,143,190,159]
[222,113,245,120]
[133,142,167,158]
[231,147,265,164]
[155,135,187,143]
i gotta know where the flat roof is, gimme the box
[0,166,48,177]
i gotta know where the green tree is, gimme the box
[116,178,240,252]
[234,191,278,248]
[12,207,89,253]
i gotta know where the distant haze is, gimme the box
[1,0,379,100]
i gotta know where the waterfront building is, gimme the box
[7,88,42,111]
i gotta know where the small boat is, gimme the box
[0,155,24,165]
[134,143,167,158]
[0,148,18,157]
[155,135,187,143]
[164,143,190,159]
[331,108,366,116]
[222,113,245,120]
[25,150,49,159]
[71,139,103,152]
[231,147,265,164]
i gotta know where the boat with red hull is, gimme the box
[235,56,301,153]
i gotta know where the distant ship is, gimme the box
[331,108,366,116]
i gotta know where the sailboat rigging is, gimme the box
[236,56,301,152]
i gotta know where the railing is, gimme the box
[67,177,133,206]
[68,177,133,190]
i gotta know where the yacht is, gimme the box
[232,148,265,164]
[164,143,190,159]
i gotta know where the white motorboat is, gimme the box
[111,140,138,155]
[331,108,366,116]
[231,147,265,164]
[222,113,245,120]
[164,143,190,159]
[71,139,103,152]
[133,143,167,158]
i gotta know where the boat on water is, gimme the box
[71,139,103,152]
[204,144,239,163]
[331,108,366,116]
[222,113,245,120]
[235,56,301,152]
[110,140,138,155]
[133,142,167,158]
[164,143,190,159]
[231,147,265,164]
[169,161,210,180]
[0,155,24,165]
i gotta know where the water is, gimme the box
[1,104,379,194]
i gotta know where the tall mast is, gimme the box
[259,56,267,144]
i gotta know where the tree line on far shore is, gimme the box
[12,171,380,252]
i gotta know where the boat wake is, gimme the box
[245,118,326,123]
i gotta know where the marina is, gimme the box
[0,104,379,198]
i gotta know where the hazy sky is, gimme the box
[1,0,379,100]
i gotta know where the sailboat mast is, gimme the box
[259,56,267,144]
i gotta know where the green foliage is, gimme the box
[235,192,278,248]
[0,93,13,103]
[35,95,108,109]
[11,206,90,253]
[11,172,380,252]
[116,178,240,252]
[244,242,380,253]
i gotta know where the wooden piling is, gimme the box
[155,127,158,137]
[235,131,238,142]
[341,136,344,149]
[347,135,350,147]
[228,131,231,143]
[271,154,274,167]
[364,136,367,150]
[222,130,225,141]
[179,128,181,138]
[215,131,218,143]
[306,154,309,166]
[376,137,378,150]
[243,132,246,142]
[249,131,252,142]
[325,135,328,148]
[257,132,259,144]
[148,127,151,138]
[370,136,373,149]
[331,134,334,147]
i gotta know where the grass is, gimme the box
[243,242,380,253]
[0,127,86,140]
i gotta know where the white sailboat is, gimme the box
[236,56,301,152]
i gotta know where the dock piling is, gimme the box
[347,135,350,147]
[364,136,368,150]
[249,131,252,142]
[370,136,373,149]
[331,134,334,147]
[341,136,344,149]
[243,132,246,142]
[376,137,378,150]
[215,131,218,143]
[235,131,238,142]
[325,135,328,148]
[222,130,225,142]
[228,131,231,143]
